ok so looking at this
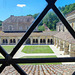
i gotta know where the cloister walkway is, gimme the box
[13,45,70,58]
[13,45,55,58]
[0,45,70,58]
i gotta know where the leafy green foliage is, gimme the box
[32,3,75,31]
[59,3,75,15]
[38,25,45,31]
[42,11,59,30]
[0,20,2,26]
[32,13,39,19]
[27,14,32,16]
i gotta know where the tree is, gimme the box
[0,20,2,26]
[32,13,39,19]
[27,14,32,16]
[42,11,59,30]
[38,26,45,31]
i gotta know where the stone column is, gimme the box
[64,42,69,55]
[0,37,1,45]
[54,38,56,46]
[70,44,75,57]
[16,38,18,45]
[38,37,40,45]
[69,44,71,52]
[46,37,48,45]
[58,40,60,47]
[63,41,65,49]
[8,38,10,45]
[57,39,59,48]
[30,37,33,45]
[60,41,64,51]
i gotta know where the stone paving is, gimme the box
[49,45,70,57]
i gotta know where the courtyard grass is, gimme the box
[1,45,15,54]
[0,45,61,65]
[0,56,3,59]
[22,45,54,53]
[22,55,57,58]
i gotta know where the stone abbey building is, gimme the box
[0,10,75,57]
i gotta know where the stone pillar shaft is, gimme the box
[64,42,69,55]
[38,37,40,45]
[70,44,75,57]
[60,41,64,51]
[30,37,33,45]
[46,38,48,45]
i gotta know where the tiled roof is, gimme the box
[3,16,34,24]
[0,31,74,44]
[0,31,58,37]
[1,64,75,75]
[54,32,75,44]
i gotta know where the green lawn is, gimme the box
[0,45,62,65]
[19,63,61,65]
[2,46,15,54]
[0,56,3,59]
[22,46,54,53]
[22,55,56,58]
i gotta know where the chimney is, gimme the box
[10,15,14,17]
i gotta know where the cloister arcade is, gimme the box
[0,36,54,45]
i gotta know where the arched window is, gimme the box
[13,39,16,43]
[10,39,12,43]
[43,39,45,43]
[33,39,35,43]
[51,39,53,44]
[3,39,5,43]
[9,25,13,31]
[48,39,50,43]
[36,39,38,43]
[6,39,8,43]
[40,39,42,43]
[26,38,30,44]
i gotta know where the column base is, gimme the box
[60,48,64,51]
[70,52,75,57]
[64,51,69,55]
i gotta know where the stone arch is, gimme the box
[43,39,46,43]
[26,38,31,44]
[13,39,16,43]
[51,39,53,44]
[40,39,42,43]
[48,39,50,43]
[36,39,38,43]
[10,39,12,43]
[6,39,8,43]
[33,39,35,43]
[3,39,5,43]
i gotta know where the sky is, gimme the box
[0,0,75,21]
